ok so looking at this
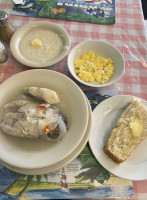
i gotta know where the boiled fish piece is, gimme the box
[0,100,67,141]
[0,100,30,124]
[0,100,40,138]
[24,87,60,104]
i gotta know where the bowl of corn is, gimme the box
[67,40,125,87]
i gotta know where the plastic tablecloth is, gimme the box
[0,0,147,199]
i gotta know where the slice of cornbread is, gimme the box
[104,100,147,164]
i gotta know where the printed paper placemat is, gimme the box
[11,0,115,24]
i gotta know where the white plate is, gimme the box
[89,95,147,180]
[0,69,89,170]
[1,96,92,175]
[10,21,70,68]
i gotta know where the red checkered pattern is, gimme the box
[0,0,147,199]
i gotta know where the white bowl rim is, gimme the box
[68,40,125,88]
[10,21,71,68]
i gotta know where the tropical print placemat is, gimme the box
[0,90,134,200]
[11,0,115,24]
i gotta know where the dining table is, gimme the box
[0,0,147,199]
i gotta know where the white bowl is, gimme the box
[0,96,92,175]
[68,40,125,87]
[10,22,71,68]
[0,69,89,170]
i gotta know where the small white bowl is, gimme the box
[10,21,71,68]
[68,40,125,87]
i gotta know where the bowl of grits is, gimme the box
[10,22,71,68]
[68,40,125,87]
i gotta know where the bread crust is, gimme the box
[104,148,124,164]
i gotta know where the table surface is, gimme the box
[0,0,147,199]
